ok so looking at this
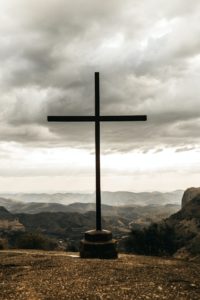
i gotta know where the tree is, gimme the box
[125,222,177,256]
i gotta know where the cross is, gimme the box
[47,72,147,231]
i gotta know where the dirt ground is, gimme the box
[0,250,199,300]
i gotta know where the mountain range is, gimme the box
[3,189,196,254]
[0,190,183,206]
[0,187,199,258]
[0,190,181,251]
[0,196,180,217]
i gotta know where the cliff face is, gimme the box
[166,192,200,258]
[171,194,200,221]
[181,187,200,208]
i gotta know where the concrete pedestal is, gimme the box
[79,230,118,259]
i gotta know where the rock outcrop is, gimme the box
[166,192,200,258]
[181,187,200,207]
[127,188,200,258]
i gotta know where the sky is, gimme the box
[0,0,200,193]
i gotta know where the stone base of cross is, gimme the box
[48,72,147,259]
[80,229,118,259]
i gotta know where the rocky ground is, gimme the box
[0,250,200,300]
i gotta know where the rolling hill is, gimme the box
[0,190,183,206]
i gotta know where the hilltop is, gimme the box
[0,250,199,300]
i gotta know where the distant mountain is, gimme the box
[9,202,74,214]
[0,193,91,204]
[0,190,183,206]
[0,206,14,220]
[0,190,183,251]
[101,190,183,206]
[0,197,19,212]
[0,196,180,221]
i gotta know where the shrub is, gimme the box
[16,232,58,250]
[125,222,177,256]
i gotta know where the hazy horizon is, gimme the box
[0,188,185,195]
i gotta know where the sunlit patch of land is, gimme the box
[0,250,200,300]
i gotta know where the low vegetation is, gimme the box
[2,231,58,251]
[125,223,178,256]
[15,232,58,250]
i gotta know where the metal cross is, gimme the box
[47,72,147,231]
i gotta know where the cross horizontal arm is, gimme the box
[47,116,95,122]
[47,115,147,122]
[99,115,147,122]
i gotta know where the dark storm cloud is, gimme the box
[0,0,200,152]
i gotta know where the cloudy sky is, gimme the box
[0,0,200,193]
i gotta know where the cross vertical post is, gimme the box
[95,72,101,231]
